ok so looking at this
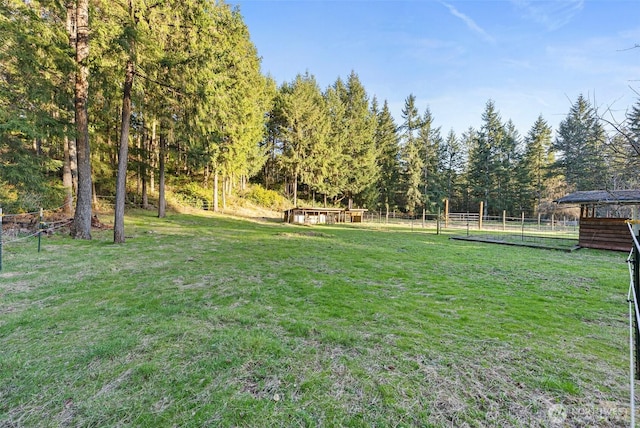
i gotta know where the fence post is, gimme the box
[38,208,43,253]
[478,202,483,230]
[466,211,470,237]
[422,209,425,228]
[538,213,541,231]
[0,207,3,272]
[502,210,506,231]
[521,211,525,241]
[444,198,449,228]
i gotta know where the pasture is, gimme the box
[0,209,632,427]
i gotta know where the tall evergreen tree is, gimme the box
[321,78,349,204]
[275,73,329,206]
[627,99,640,157]
[339,71,377,209]
[468,100,504,216]
[518,115,553,214]
[553,94,609,191]
[0,0,71,211]
[373,99,400,217]
[70,0,92,239]
[442,129,464,210]
[607,99,640,189]
[418,108,444,212]
[399,94,423,214]
[495,120,520,213]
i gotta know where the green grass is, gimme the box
[0,209,633,426]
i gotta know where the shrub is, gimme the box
[244,185,291,211]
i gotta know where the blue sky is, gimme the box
[229,0,640,137]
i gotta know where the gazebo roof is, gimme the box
[556,190,640,205]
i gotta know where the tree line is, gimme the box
[1,0,639,241]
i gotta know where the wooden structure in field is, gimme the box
[283,207,367,225]
[556,190,640,252]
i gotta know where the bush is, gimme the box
[0,179,65,213]
[244,185,291,211]
[173,182,212,207]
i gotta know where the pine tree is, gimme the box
[495,120,520,213]
[275,73,330,206]
[518,115,553,214]
[373,99,400,217]
[609,99,640,188]
[468,100,504,216]
[0,0,72,211]
[319,78,348,205]
[627,100,640,157]
[70,0,92,239]
[553,94,609,191]
[418,108,444,212]
[399,94,423,214]
[339,71,377,209]
[442,129,464,210]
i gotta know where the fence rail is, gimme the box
[362,210,579,235]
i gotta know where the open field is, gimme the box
[0,209,634,427]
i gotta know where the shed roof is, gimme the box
[556,190,640,205]
[284,207,345,213]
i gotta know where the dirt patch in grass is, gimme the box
[277,231,331,239]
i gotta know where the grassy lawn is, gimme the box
[0,209,633,427]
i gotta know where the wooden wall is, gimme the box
[579,217,632,252]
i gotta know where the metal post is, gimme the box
[0,207,3,272]
[634,242,640,380]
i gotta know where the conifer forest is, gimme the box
[2,0,639,229]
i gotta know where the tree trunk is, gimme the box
[150,119,156,193]
[293,174,298,207]
[65,1,78,195]
[222,175,227,210]
[141,126,148,209]
[114,59,135,243]
[158,133,166,218]
[63,134,74,214]
[136,133,141,196]
[71,0,92,240]
[213,167,219,212]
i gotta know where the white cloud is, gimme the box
[511,0,584,31]
[440,2,495,43]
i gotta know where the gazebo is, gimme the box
[556,190,640,251]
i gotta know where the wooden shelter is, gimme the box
[283,207,367,225]
[556,190,640,251]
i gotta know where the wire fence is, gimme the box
[362,211,579,236]
[0,205,74,271]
